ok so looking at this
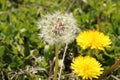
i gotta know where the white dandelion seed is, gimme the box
[37,11,80,45]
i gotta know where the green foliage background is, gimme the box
[0,0,120,80]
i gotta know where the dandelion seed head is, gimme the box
[37,11,79,45]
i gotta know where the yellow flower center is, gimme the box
[71,56,104,80]
[76,30,111,51]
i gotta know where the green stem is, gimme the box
[53,44,60,80]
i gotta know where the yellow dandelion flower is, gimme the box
[76,30,111,51]
[71,56,104,80]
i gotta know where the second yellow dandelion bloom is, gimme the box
[76,30,111,51]
[71,56,104,80]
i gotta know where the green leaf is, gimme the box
[0,46,5,58]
